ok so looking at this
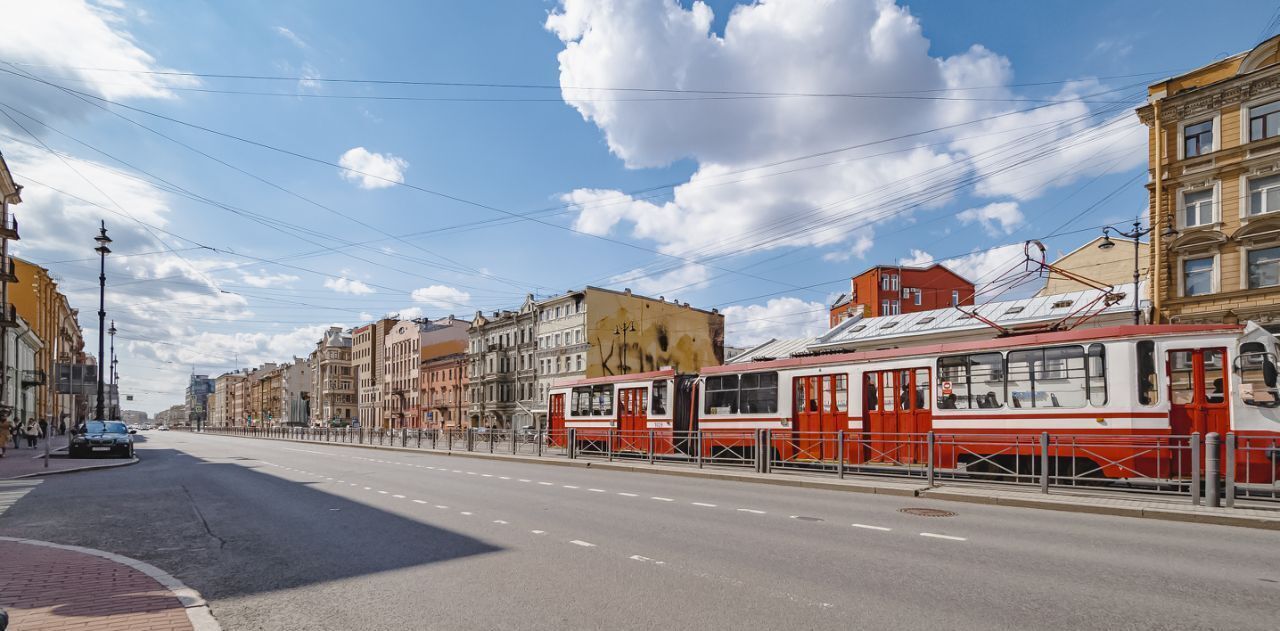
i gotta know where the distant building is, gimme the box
[421,351,466,430]
[184,374,213,429]
[1037,236,1149,299]
[384,316,469,428]
[828,264,975,327]
[280,358,311,425]
[352,318,396,430]
[468,295,538,430]
[212,370,249,427]
[121,409,147,425]
[311,327,354,425]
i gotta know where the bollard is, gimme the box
[537,431,543,458]
[1190,433,1201,506]
[489,430,495,454]
[1225,433,1236,508]
[1039,432,1050,494]
[1206,432,1221,507]
[837,430,845,479]
[568,428,577,459]
[648,430,656,464]
[926,431,936,487]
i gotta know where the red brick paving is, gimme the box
[0,540,194,630]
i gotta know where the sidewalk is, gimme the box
[0,537,219,630]
[0,434,136,480]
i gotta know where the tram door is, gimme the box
[792,374,849,460]
[864,368,932,463]
[616,387,649,452]
[1168,348,1230,472]
[548,393,565,447]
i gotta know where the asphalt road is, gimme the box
[1,431,1276,631]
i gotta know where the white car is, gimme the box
[157,425,169,431]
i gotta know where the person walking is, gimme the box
[38,418,48,440]
[0,418,11,457]
[58,419,66,436]
[23,418,37,448]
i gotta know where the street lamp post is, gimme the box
[1098,219,1178,325]
[93,222,111,420]
[108,321,116,420]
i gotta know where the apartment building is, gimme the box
[310,326,355,425]
[421,351,466,429]
[384,316,469,428]
[828,264,975,328]
[352,318,395,429]
[467,295,537,430]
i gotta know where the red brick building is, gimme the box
[829,264,976,327]
[420,352,468,430]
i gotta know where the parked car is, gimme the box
[69,420,135,458]
[157,425,169,431]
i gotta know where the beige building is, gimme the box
[468,296,538,430]
[1137,35,1280,330]
[384,316,469,428]
[352,318,395,430]
[311,326,354,424]
[1037,236,1150,299]
[213,370,248,427]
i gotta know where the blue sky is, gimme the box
[2,0,1275,412]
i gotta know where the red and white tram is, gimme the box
[549,323,1280,481]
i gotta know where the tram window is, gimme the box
[592,385,613,416]
[1007,346,1087,409]
[740,372,779,414]
[1087,344,1108,406]
[1137,341,1158,406]
[834,375,849,412]
[881,376,896,411]
[1204,349,1226,405]
[822,378,834,411]
[651,381,668,415]
[1169,350,1195,405]
[1237,342,1280,407]
[937,353,1004,409]
[914,369,931,410]
[571,387,591,416]
[864,377,878,411]
[705,375,739,414]
[899,371,912,411]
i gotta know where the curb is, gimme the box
[0,536,222,631]
[7,456,139,480]
[199,432,1280,531]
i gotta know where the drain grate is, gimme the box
[898,507,957,518]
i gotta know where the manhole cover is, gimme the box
[898,508,956,518]
[789,515,824,522]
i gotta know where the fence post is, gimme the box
[648,430,656,465]
[1039,432,1050,494]
[697,430,704,469]
[607,430,614,462]
[1206,432,1221,508]
[1225,433,1236,508]
[489,429,495,454]
[537,430,543,458]
[1191,433,1201,506]
[512,429,518,455]
[926,431,935,487]
[568,428,576,459]
[837,430,845,479]
[753,429,764,473]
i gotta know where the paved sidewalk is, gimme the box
[0,435,136,479]
[0,537,219,631]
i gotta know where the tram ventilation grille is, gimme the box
[898,508,957,518]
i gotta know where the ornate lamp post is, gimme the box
[108,321,116,419]
[1098,219,1176,325]
[93,222,111,420]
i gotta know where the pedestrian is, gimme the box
[38,418,48,439]
[58,419,66,436]
[24,418,37,448]
[0,418,10,458]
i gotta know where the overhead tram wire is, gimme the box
[0,67,1157,300]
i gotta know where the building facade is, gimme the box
[829,264,976,327]
[1037,236,1150,298]
[280,358,311,425]
[212,371,248,427]
[421,352,466,429]
[383,316,469,428]
[9,257,87,428]
[310,327,355,425]
[468,297,537,430]
[184,374,213,429]
[352,319,395,430]
[1137,35,1280,330]
[2,312,41,428]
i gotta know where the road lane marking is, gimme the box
[392,494,405,499]
[920,532,966,541]
[538,482,554,486]
[363,487,372,490]
[651,497,674,502]
[460,511,473,516]
[852,523,892,531]
[499,476,511,480]
[569,540,596,547]
[531,530,546,535]
[435,505,449,509]
[629,555,665,565]
[691,502,717,507]
[588,488,606,493]
[412,500,428,504]
[617,492,638,497]
[493,520,508,524]
[737,508,766,514]
[563,485,579,489]
[482,474,493,477]
[377,491,389,495]
[451,470,463,473]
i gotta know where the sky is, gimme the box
[1,0,1276,413]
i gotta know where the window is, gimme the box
[1237,341,1279,407]
[1182,257,1215,296]
[651,381,668,415]
[881,275,891,290]
[937,353,1004,410]
[834,375,848,412]
[569,385,613,416]
[555,306,562,318]
[1006,346,1088,409]
[576,355,584,371]
[705,375,739,414]
[554,333,562,346]
[1137,341,1157,406]
[1249,174,1280,216]
[891,275,899,291]
[1182,188,1214,227]
[1248,246,1280,289]
[1183,120,1213,157]
[1087,344,1107,406]
[880,299,890,314]
[739,372,778,414]
[951,290,960,306]
[914,290,922,306]
[1249,100,1280,141]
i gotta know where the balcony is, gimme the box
[0,304,16,328]
[0,216,17,241]
[0,259,15,283]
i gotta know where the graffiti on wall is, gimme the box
[586,290,724,377]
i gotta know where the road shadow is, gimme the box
[0,446,502,603]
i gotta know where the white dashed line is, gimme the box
[920,532,966,541]
[629,555,665,565]
[569,540,596,547]
[466,472,478,475]
[519,479,532,483]
[691,502,717,507]
[482,474,493,478]
[737,508,766,514]
[412,500,428,504]
[499,476,511,480]
[852,523,892,531]
[538,482,554,486]
[493,520,508,524]
[363,486,372,490]
[377,491,389,495]
[531,530,546,535]
[617,492,638,497]
[588,488,607,493]
[451,470,463,473]
[563,485,579,489]
[460,511,473,516]
[392,494,405,499]
[435,505,449,509]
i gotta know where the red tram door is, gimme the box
[548,393,565,447]
[864,368,932,464]
[792,375,849,460]
[615,387,649,452]
[1168,348,1229,474]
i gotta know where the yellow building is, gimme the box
[1036,236,1150,298]
[8,257,86,425]
[1137,35,1280,329]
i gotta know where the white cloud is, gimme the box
[394,306,425,320]
[337,147,408,189]
[904,244,1027,294]
[298,62,322,92]
[822,233,875,262]
[0,0,198,125]
[957,202,1024,236]
[898,248,935,266]
[274,26,308,48]
[721,297,829,347]
[410,285,472,309]
[607,264,709,297]
[240,270,300,288]
[323,275,374,295]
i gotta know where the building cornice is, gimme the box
[1149,66,1280,124]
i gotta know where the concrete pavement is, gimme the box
[1,431,1276,630]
